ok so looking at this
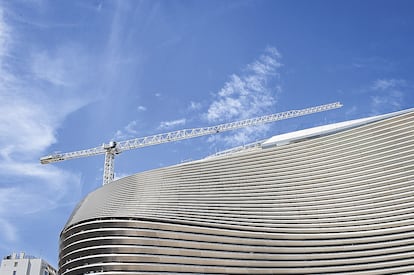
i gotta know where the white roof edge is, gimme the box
[262,107,414,148]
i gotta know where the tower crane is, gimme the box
[40,102,342,185]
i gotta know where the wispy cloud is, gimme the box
[204,46,282,146]
[0,218,17,243]
[188,101,202,111]
[0,4,89,249]
[345,105,357,116]
[115,116,186,141]
[371,90,404,113]
[31,46,92,87]
[113,171,131,181]
[207,124,270,146]
[114,120,139,140]
[369,78,407,114]
[158,118,186,130]
[137,105,147,111]
[0,9,10,59]
[351,56,395,72]
[372,78,406,91]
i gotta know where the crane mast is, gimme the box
[40,102,342,185]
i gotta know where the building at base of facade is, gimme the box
[60,108,414,274]
[0,252,56,275]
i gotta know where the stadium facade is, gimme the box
[59,108,414,274]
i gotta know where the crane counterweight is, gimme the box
[40,154,64,164]
[40,102,342,185]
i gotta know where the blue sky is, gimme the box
[0,0,413,267]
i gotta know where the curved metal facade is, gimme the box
[60,110,414,274]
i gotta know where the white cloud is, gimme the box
[207,124,270,148]
[189,101,202,111]
[207,47,281,122]
[369,78,406,114]
[205,46,282,145]
[115,116,187,153]
[371,90,403,113]
[113,172,131,181]
[158,118,186,130]
[114,120,139,140]
[124,120,138,135]
[345,106,357,116]
[0,218,17,243]
[0,9,10,59]
[372,78,406,91]
[351,57,395,72]
[0,162,81,209]
[137,105,147,111]
[0,5,88,248]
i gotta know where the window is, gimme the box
[13,271,16,275]
[14,262,18,267]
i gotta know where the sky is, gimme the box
[0,0,413,268]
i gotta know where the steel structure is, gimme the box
[40,102,342,185]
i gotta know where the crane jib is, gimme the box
[40,102,343,185]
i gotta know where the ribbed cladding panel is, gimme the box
[60,111,414,274]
